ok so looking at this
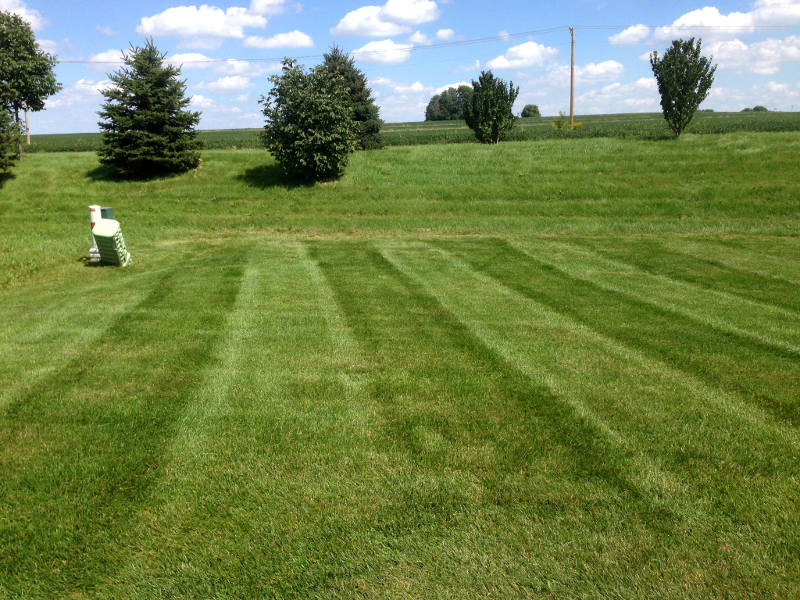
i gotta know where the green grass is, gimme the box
[1,132,799,598]
[24,110,800,152]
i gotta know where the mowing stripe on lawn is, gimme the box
[435,238,800,426]
[661,236,800,285]
[382,239,800,595]
[0,243,249,597]
[510,239,800,356]
[575,237,800,314]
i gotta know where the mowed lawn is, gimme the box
[1,133,799,598]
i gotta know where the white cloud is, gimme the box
[434,81,469,94]
[331,0,439,36]
[249,0,288,14]
[137,5,267,48]
[708,35,800,74]
[206,75,254,92]
[352,39,413,64]
[168,52,215,68]
[654,6,754,42]
[436,28,454,40]
[380,0,439,25]
[609,24,650,45]
[190,94,216,109]
[0,0,45,30]
[751,0,800,25]
[96,25,116,36]
[87,49,124,71]
[45,79,114,109]
[37,39,59,54]
[243,30,313,48]
[498,30,511,41]
[331,6,409,37]
[409,30,431,44]
[214,58,281,77]
[487,41,559,69]
[575,77,659,113]
[543,60,625,87]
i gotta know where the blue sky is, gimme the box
[4,0,800,133]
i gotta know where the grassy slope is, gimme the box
[1,133,799,598]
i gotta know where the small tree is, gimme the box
[321,46,383,150]
[463,71,519,144]
[261,58,356,181]
[0,11,61,160]
[98,39,201,176]
[0,107,19,174]
[521,104,540,118]
[650,38,716,137]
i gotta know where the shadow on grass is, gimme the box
[85,164,186,183]
[236,164,316,190]
[0,171,15,188]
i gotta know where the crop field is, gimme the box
[23,110,800,153]
[1,133,799,598]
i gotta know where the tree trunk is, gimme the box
[15,108,23,161]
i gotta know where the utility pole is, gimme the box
[23,101,30,145]
[569,26,575,129]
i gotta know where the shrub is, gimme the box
[521,104,540,118]
[650,38,716,137]
[98,39,201,177]
[261,58,356,182]
[752,105,769,112]
[321,46,384,150]
[463,71,519,144]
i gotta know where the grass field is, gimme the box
[23,110,800,152]
[1,133,799,598]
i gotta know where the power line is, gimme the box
[55,23,799,65]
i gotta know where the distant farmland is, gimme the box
[24,110,800,153]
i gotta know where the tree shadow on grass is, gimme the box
[236,163,315,190]
[0,171,15,188]
[85,164,186,183]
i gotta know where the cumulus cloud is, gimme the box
[45,79,114,109]
[409,31,431,44]
[575,78,659,113]
[137,5,267,48]
[190,94,216,109]
[352,39,413,64]
[486,41,559,69]
[609,24,650,45]
[654,6,754,41]
[751,0,800,25]
[37,39,59,54]
[436,28,454,40]
[243,30,314,48]
[434,81,469,94]
[168,52,215,68]
[544,60,625,87]
[708,35,800,74]
[0,0,45,30]
[331,0,439,36]
[206,75,254,92]
[87,49,125,70]
[249,0,288,14]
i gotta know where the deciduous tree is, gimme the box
[98,39,201,176]
[0,11,61,159]
[0,107,19,174]
[463,71,519,144]
[521,104,540,118]
[650,38,716,137]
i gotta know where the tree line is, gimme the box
[1,9,719,183]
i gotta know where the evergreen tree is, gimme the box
[0,11,61,160]
[98,39,201,176]
[463,71,519,144]
[650,38,716,137]
[321,46,384,150]
[261,58,356,181]
[0,106,19,174]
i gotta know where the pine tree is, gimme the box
[463,71,519,144]
[98,39,201,176]
[321,46,384,150]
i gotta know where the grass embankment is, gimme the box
[24,110,800,152]
[1,133,799,598]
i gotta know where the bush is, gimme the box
[261,58,356,182]
[463,71,519,144]
[321,46,384,150]
[98,39,201,177]
[650,38,716,137]
[521,104,540,118]
[752,105,769,112]
[0,107,19,173]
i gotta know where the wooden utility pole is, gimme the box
[569,26,575,129]
[24,101,30,145]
